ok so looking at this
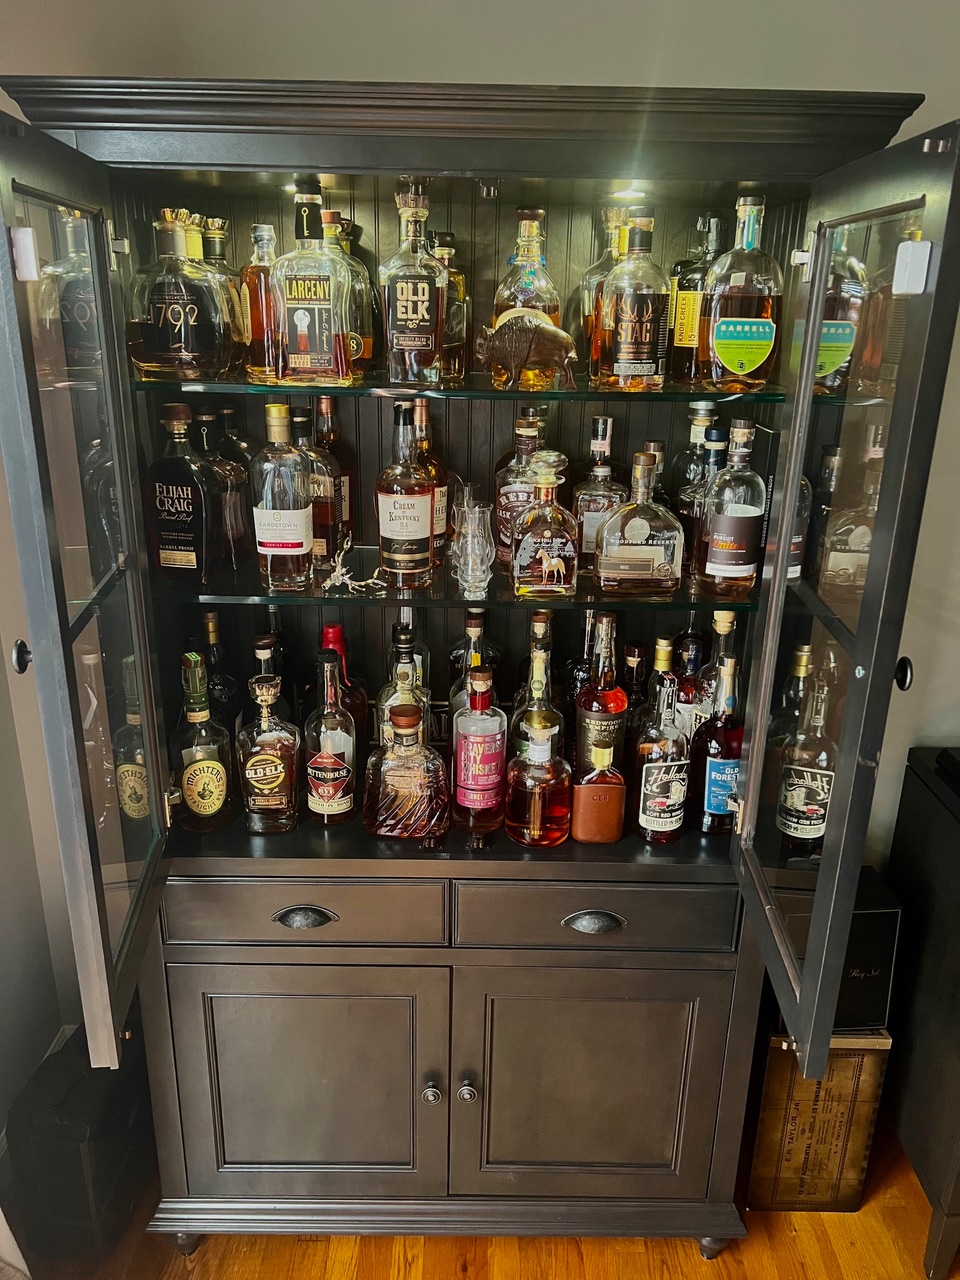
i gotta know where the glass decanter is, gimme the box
[237,675,300,834]
[512,451,578,598]
[504,724,571,848]
[491,207,562,391]
[362,703,450,840]
[594,451,683,597]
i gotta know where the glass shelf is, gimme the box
[153,546,760,612]
[130,372,788,404]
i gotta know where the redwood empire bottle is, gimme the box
[575,611,628,768]
[304,649,356,825]
[452,667,507,840]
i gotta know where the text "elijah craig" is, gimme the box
[155,483,193,513]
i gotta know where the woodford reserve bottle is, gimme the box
[594,451,683,597]
[597,206,670,392]
[376,400,435,589]
[304,649,357,825]
[379,181,447,387]
[250,404,313,591]
[144,403,223,585]
[237,674,300,834]
[169,652,235,834]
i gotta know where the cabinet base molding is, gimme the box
[148,1197,746,1239]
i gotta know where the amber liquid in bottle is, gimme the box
[571,743,625,844]
[696,294,782,392]
[241,224,280,382]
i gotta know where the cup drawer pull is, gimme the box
[271,905,340,930]
[561,909,628,934]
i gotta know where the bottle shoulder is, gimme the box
[603,254,670,295]
[273,245,353,287]
[705,466,767,509]
[379,244,448,284]
[706,246,784,294]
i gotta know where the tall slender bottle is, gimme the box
[576,611,628,768]
[202,608,241,737]
[510,641,564,761]
[448,609,501,688]
[413,398,448,564]
[316,396,357,546]
[564,608,596,766]
[696,422,767,599]
[113,656,150,826]
[304,649,356,825]
[144,403,223,586]
[376,623,431,745]
[494,415,541,565]
[380,181,447,387]
[667,215,725,385]
[250,404,313,591]
[291,406,342,567]
[170,652,235,834]
[689,655,742,835]
[665,401,716,504]
[692,611,737,732]
[677,422,729,577]
[452,668,507,840]
[761,643,814,805]
[193,413,252,572]
[492,207,561,392]
[598,206,670,391]
[632,674,689,845]
[776,679,837,855]
[504,725,571,848]
[580,208,624,379]
[217,407,256,472]
[321,622,369,752]
[431,231,469,383]
[240,223,279,381]
[375,400,435,589]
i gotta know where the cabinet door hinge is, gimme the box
[790,231,815,282]
[105,219,130,272]
[163,787,181,828]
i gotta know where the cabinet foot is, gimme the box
[923,1204,960,1280]
[699,1237,730,1261]
[173,1232,202,1257]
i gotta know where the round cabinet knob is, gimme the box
[457,1081,479,1104]
[421,1083,442,1105]
[895,656,914,691]
[10,640,32,675]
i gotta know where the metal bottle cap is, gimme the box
[264,403,291,442]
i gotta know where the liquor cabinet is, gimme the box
[1,80,959,1256]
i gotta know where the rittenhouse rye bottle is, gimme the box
[250,404,313,591]
[169,652,235,834]
[512,451,578,598]
[376,400,435,589]
[689,655,743,835]
[594,451,683,597]
[632,672,688,844]
[144,403,223,585]
[571,741,625,844]
[304,649,356,825]
[379,181,448,387]
[238,675,301,834]
[776,678,837,856]
[696,422,767,600]
[452,668,507,840]
[598,206,670,392]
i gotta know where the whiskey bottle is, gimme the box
[573,458,628,573]
[492,207,561,392]
[623,642,649,713]
[250,634,295,725]
[563,607,596,765]
[567,414,630,494]
[202,608,241,736]
[761,643,814,806]
[431,232,469,383]
[452,668,507,839]
[323,208,376,380]
[689,655,743,835]
[202,217,242,305]
[512,452,578,598]
[316,396,357,545]
[144,403,223,585]
[240,223,280,382]
[37,208,100,376]
[250,404,313,591]
[677,422,729,577]
[217,406,256,472]
[170,652,235,834]
[504,724,571,848]
[665,401,715,504]
[696,422,767,600]
[494,415,541,565]
[790,474,813,581]
[493,404,546,479]
[674,636,704,744]
[379,181,448,387]
[813,225,866,396]
[598,206,670,391]
[398,605,431,696]
[576,611,628,768]
[640,437,671,508]
[268,605,302,724]
[193,413,252,572]
[319,622,369,748]
[271,182,353,385]
[514,608,560,701]
[594,451,683,598]
[697,196,783,393]
[579,207,624,378]
[632,673,689,844]
[805,445,844,582]
[691,610,737,733]
[510,641,564,761]
[113,655,150,825]
[819,457,882,611]
[666,215,725,386]
[304,649,356,825]
[450,610,498,721]
[376,400,435,589]
[413,398,449,563]
[571,741,625,844]
[291,407,342,566]
[362,704,449,840]
[376,623,430,745]
[238,675,300,834]
[128,209,235,380]
[776,679,837,855]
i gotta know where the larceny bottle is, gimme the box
[304,649,356,825]
[170,652,235,834]
[571,741,625,844]
[597,206,670,391]
[776,678,837,856]
[452,668,507,840]
[237,675,301,834]
[144,402,223,586]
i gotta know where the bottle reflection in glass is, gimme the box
[819,458,882,610]
[813,225,866,397]
[853,221,920,398]
[114,655,150,826]
[504,725,571,847]
[761,643,813,806]
[776,679,837,856]
[38,208,100,376]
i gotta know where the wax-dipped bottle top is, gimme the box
[170,651,235,834]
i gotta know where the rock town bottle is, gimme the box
[666,214,725,386]
[362,703,450,840]
[576,611,628,768]
[201,608,241,737]
[375,400,435,589]
[452,667,507,840]
[776,678,837,856]
[597,206,670,392]
[193,413,252,572]
[573,456,628,573]
[689,655,743,835]
[217,406,256,472]
[571,740,625,844]
[144,403,223,585]
[594,451,683,597]
[580,207,625,380]
[170,652,235,834]
[238,674,301,834]
[376,622,431,745]
[665,401,716,505]
[240,222,280,382]
[492,207,562,392]
[430,231,469,383]
[250,404,313,591]
[323,208,376,381]
[380,180,448,387]
[504,723,571,847]
[677,421,729,577]
[304,649,356,825]
[696,195,783,393]
[113,655,150,826]
[632,672,689,844]
[696,421,767,600]
[494,415,541,565]
[316,396,357,546]
[291,406,342,567]
[413,397,449,564]
[512,451,578,598]
[510,640,564,761]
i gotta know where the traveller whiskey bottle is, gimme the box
[144,403,223,585]
[379,181,448,387]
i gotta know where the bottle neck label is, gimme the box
[776,764,833,840]
[638,759,688,832]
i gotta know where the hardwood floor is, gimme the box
[23,1128,948,1280]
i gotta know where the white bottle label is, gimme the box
[254,506,312,557]
[433,483,448,538]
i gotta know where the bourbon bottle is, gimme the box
[571,741,625,844]
[379,181,447,387]
[375,400,435,589]
[237,675,300,834]
[597,206,670,391]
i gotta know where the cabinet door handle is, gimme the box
[10,640,32,675]
[561,909,628,934]
[457,1079,479,1104]
[895,656,914,691]
[421,1082,442,1105]
[271,905,340,930]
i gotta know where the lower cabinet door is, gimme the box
[449,966,734,1199]
[168,963,450,1197]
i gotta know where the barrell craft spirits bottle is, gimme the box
[202,608,241,737]
[776,678,837,856]
[594,451,683,598]
[304,649,356,825]
[813,225,866,396]
[238,675,300,834]
[452,667,507,840]
[376,400,435,589]
[818,457,882,611]
[677,422,729,577]
[761,643,814,806]
[240,223,280,382]
[323,208,376,381]
[696,196,783,393]
[512,451,578,598]
[413,398,449,564]
[37,207,101,376]
[494,416,541,565]
[573,457,628,573]
[217,407,256,472]
[491,208,563,392]
[667,215,725,386]
[380,181,447,387]
[250,404,313,591]
[691,610,736,733]
[431,232,469,384]
[128,209,235,380]
[193,413,252,572]
[504,723,571,847]
[272,182,353,385]
[665,401,715,504]
[598,206,670,392]
[113,655,150,826]
[292,406,342,567]
[576,611,629,768]
[510,641,564,761]
[316,396,357,545]
[170,652,235,834]
[689,655,743,835]
[362,703,450,840]
[580,208,624,381]
[632,673,689,844]
[571,741,625,844]
[376,623,431,745]
[144,403,223,585]
[696,422,767,600]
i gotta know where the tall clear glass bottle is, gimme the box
[594,451,683,597]
[580,207,624,379]
[696,196,783,392]
[291,407,342,567]
[170,652,235,834]
[491,207,562,392]
[573,460,628,573]
[696,422,767,599]
[316,396,358,546]
[193,413,252,572]
[512,451,578,598]
[452,668,507,840]
[304,649,356,825]
[450,610,498,721]
[431,231,469,384]
[819,457,883,610]
[380,181,448,387]
[144,403,223,586]
[598,206,670,391]
[666,214,725,385]
[692,611,737,733]
[375,400,435,589]
[510,642,564,761]
[665,401,716,504]
[240,222,279,382]
[689,655,743,835]
[249,403,313,591]
[218,406,256,472]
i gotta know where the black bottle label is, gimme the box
[376,492,433,575]
[704,510,763,578]
[143,279,220,357]
[149,468,208,572]
[388,276,438,351]
[294,202,324,240]
[639,758,689,832]
[284,274,336,371]
[576,708,626,766]
[776,764,834,840]
[611,290,667,376]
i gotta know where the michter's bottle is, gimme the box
[113,656,150,825]
[170,652,235,834]
[379,182,448,387]
[144,403,223,585]
[598,206,670,391]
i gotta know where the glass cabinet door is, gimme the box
[0,120,165,1067]
[735,122,960,1077]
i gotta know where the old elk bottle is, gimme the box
[145,403,223,585]
[379,181,448,387]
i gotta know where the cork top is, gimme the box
[389,703,422,730]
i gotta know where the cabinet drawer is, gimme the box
[162,879,447,945]
[454,882,738,951]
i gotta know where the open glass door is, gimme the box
[735,122,960,1077]
[0,118,166,1067]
